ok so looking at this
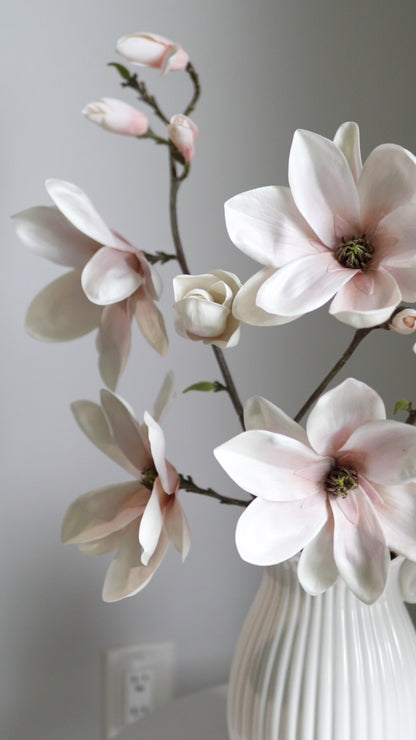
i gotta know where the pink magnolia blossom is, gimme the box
[214,378,416,603]
[82,98,149,137]
[390,308,416,334]
[116,32,189,74]
[61,374,191,602]
[12,179,168,389]
[225,122,416,328]
[168,114,199,163]
[173,269,241,347]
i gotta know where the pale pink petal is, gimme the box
[116,33,189,72]
[372,203,416,267]
[71,399,138,476]
[46,179,120,248]
[383,266,416,301]
[289,129,360,247]
[82,247,144,305]
[61,481,148,544]
[139,481,163,565]
[82,98,149,137]
[78,527,126,555]
[359,144,416,232]
[161,43,189,73]
[331,490,389,603]
[244,395,309,446]
[373,483,416,559]
[163,494,191,561]
[25,270,101,341]
[298,516,339,594]
[12,206,97,268]
[333,122,362,184]
[329,266,401,327]
[224,185,321,268]
[100,389,151,473]
[399,560,416,604]
[214,430,325,501]
[306,378,386,457]
[257,252,353,317]
[151,371,175,424]
[96,301,132,391]
[102,524,170,602]
[133,289,168,356]
[144,412,178,494]
[341,420,416,485]
[233,268,301,326]
[235,495,328,566]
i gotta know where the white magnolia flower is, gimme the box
[61,373,191,602]
[173,269,241,347]
[13,179,168,389]
[225,122,416,329]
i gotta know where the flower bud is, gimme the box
[82,98,149,137]
[173,270,241,348]
[390,309,416,335]
[168,114,199,162]
[116,32,189,74]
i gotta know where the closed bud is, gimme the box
[116,32,189,74]
[82,98,149,137]
[168,114,199,162]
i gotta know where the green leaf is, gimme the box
[183,382,217,394]
[108,62,131,81]
[394,399,411,415]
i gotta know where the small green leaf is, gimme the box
[108,62,131,81]
[394,399,411,415]
[183,382,217,394]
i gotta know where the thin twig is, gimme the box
[122,74,170,125]
[184,62,201,117]
[180,474,250,507]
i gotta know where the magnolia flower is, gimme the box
[214,378,416,603]
[82,98,149,137]
[116,32,189,74]
[390,308,416,335]
[225,122,416,329]
[168,114,199,162]
[173,270,241,347]
[61,374,191,602]
[12,179,168,389]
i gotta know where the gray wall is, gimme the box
[3,0,416,737]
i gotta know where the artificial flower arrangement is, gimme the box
[12,30,416,607]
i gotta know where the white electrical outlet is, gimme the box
[102,642,175,739]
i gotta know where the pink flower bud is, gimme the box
[116,32,189,74]
[82,98,149,137]
[390,309,416,335]
[167,114,199,162]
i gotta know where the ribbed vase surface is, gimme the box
[227,557,416,740]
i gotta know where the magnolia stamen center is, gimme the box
[324,464,358,498]
[335,235,374,270]
[141,466,157,490]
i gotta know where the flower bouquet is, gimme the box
[12,29,416,740]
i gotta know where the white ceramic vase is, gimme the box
[227,557,416,740]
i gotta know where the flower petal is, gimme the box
[12,206,97,268]
[214,430,325,501]
[333,122,362,184]
[384,266,416,301]
[96,301,132,391]
[163,494,191,561]
[46,179,120,248]
[133,289,169,356]
[257,252,353,317]
[82,247,143,305]
[329,266,401,327]
[373,483,416,559]
[224,186,320,267]
[298,516,339,595]
[289,129,360,247]
[373,203,416,267]
[244,395,309,446]
[139,480,164,566]
[341,420,416,485]
[331,490,389,603]
[359,144,416,232]
[61,481,148,544]
[71,399,138,476]
[233,268,301,326]
[100,389,151,474]
[144,412,178,494]
[235,495,328,565]
[102,524,169,602]
[151,371,175,424]
[25,270,101,342]
[306,377,386,457]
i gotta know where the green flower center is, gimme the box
[335,235,374,270]
[141,466,157,490]
[324,465,358,498]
